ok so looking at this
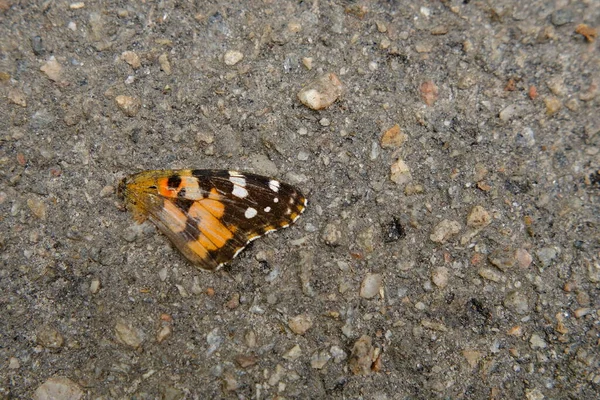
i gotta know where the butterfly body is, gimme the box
[119,169,307,271]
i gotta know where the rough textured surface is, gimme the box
[0,1,599,398]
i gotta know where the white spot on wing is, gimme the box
[244,207,258,219]
[269,180,280,193]
[273,197,279,203]
[232,185,248,199]
[264,206,271,212]
[229,171,244,177]
[229,176,246,187]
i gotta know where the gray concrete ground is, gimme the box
[1,0,599,398]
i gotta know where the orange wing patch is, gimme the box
[118,169,307,271]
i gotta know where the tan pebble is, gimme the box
[575,23,597,42]
[37,326,64,349]
[420,80,439,105]
[563,280,577,292]
[380,124,407,149]
[90,278,101,294]
[479,268,502,282]
[99,185,114,197]
[565,98,579,111]
[288,21,302,33]
[224,50,244,66]
[579,82,597,102]
[390,158,412,184]
[115,95,141,117]
[360,273,383,299]
[430,219,461,243]
[462,349,482,368]
[431,25,448,35]
[222,372,240,392]
[574,308,592,318]
[8,87,27,107]
[431,267,449,289]
[8,357,20,369]
[121,51,141,69]
[156,324,172,343]
[288,314,313,335]
[555,320,568,334]
[283,344,302,360]
[33,376,83,400]
[466,205,491,229]
[302,57,313,70]
[226,293,240,309]
[404,183,424,195]
[516,248,533,268]
[421,320,448,332]
[115,319,145,348]
[415,42,433,53]
[544,96,561,115]
[27,198,47,220]
[376,21,387,33]
[158,53,171,75]
[40,56,62,82]
[69,2,85,9]
[507,326,523,336]
[297,73,343,110]
[236,354,258,368]
[349,335,375,375]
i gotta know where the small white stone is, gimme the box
[244,207,257,219]
[224,50,244,66]
[90,278,101,294]
[360,273,382,299]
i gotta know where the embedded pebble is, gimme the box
[297,73,343,110]
[222,372,240,392]
[205,329,223,357]
[40,56,62,81]
[360,273,382,299]
[551,9,572,26]
[115,95,141,117]
[288,314,313,335]
[224,50,244,66]
[156,324,172,343]
[115,319,145,348]
[321,223,343,246]
[349,335,374,375]
[27,197,47,220]
[121,51,141,69]
[536,247,558,268]
[544,96,562,115]
[236,354,258,368]
[330,345,347,363]
[462,349,482,368]
[390,158,411,184]
[499,104,518,121]
[529,333,547,349]
[8,357,20,369]
[37,326,64,349]
[516,248,533,268]
[420,80,438,105]
[479,268,502,283]
[466,206,491,229]
[430,220,461,243]
[283,344,302,360]
[89,278,101,294]
[525,388,545,400]
[503,291,529,314]
[310,350,331,369]
[33,376,83,400]
[380,124,407,149]
[8,87,27,107]
[302,57,313,70]
[158,53,171,75]
[489,247,516,271]
[431,267,449,289]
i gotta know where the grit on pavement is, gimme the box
[0,1,599,399]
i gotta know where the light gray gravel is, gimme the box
[1,1,599,398]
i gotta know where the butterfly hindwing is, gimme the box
[119,169,307,271]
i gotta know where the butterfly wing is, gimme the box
[121,169,307,271]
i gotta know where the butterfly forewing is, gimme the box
[120,169,307,270]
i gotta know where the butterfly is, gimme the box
[118,169,307,271]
